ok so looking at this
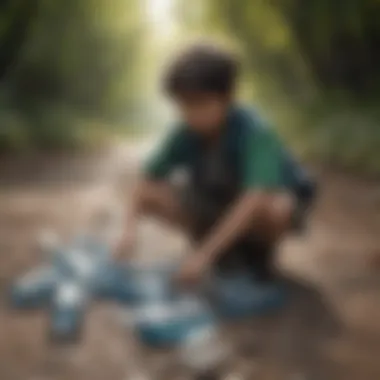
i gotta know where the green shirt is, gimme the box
[144,105,286,191]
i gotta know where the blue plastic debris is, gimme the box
[10,221,288,351]
[123,263,216,348]
[9,231,135,343]
[122,264,226,373]
[210,272,287,319]
[9,265,57,309]
[49,280,88,342]
[127,265,287,347]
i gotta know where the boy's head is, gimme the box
[164,42,240,135]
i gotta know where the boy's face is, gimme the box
[175,93,230,135]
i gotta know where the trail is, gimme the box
[0,139,380,380]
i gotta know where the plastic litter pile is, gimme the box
[9,214,288,375]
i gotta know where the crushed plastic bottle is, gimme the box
[176,297,229,375]
[120,263,229,376]
[48,234,107,342]
[9,209,130,343]
[50,280,89,342]
[10,265,57,308]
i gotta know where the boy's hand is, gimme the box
[114,229,136,261]
[175,254,209,288]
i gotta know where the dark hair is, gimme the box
[164,42,240,97]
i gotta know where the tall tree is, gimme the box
[0,0,38,81]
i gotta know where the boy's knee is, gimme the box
[138,180,168,212]
[256,193,295,240]
[268,194,295,227]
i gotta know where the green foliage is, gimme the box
[0,108,29,152]
[0,0,146,152]
[289,101,380,176]
[0,99,115,152]
[200,0,380,176]
[0,0,37,80]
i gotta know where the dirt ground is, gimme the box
[0,141,380,380]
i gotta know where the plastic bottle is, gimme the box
[9,229,61,308]
[123,263,229,376]
[48,234,97,342]
[9,209,127,343]
[49,280,89,343]
[9,265,57,309]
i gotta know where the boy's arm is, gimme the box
[183,126,283,273]
[130,128,184,216]
[118,128,184,257]
[143,128,184,180]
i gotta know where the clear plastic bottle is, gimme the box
[176,296,229,376]
[49,233,100,342]
[10,210,124,343]
[50,280,89,342]
[126,265,229,377]
[10,264,57,308]
[9,229,61,308]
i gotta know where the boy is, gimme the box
[117,42,316,287]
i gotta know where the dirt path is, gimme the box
[0,141,380,380]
